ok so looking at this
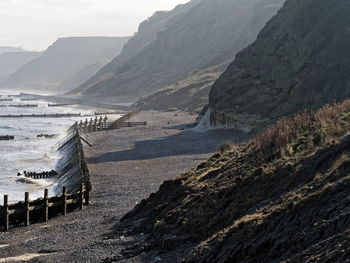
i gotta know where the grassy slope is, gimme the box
[120,100,350,262]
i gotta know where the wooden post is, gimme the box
[24,192,30,226]
[85,189,90,205]
[84,119,88,133]
[62,187,67,216]
[94,117,98,132]
[89,118,93,133]
[103,115,108,129]
[43,189,49,222]
[3,195,9,232]
[79,184,84,210]
[79,120,83,132]
[99,116,103,131]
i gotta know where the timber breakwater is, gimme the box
[0,125,91,232]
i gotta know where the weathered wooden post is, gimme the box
[84,119,88,133]
[43,189,49,222]
[89,118,93,133]
[99,116,103,131]
[103,115,108,130]
[94,117,98,132]
[79,184,84,210]
[3,195,9,232]
[24,192,30,226]
[79,120,83,132]
[62,187,67,216]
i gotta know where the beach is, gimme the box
[0,110,247,262]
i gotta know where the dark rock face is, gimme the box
[209,0,350,131]
[3,37,130,93]
[75,0,284,98]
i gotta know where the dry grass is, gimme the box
[250,100,350,158]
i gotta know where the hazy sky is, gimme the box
[0,0,190,51]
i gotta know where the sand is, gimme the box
[0,111,247,262]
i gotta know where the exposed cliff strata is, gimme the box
[75,0,284,99]
[209,0,350,130]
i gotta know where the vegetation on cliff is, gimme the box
[120,99,350,262]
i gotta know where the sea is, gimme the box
[0,91,96,204]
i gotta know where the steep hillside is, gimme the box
[3,37,129,93]
[73,0,202,95]
[132,65,222,114]
[0,51,42,79]
[74,0,284,99]
[57,62,108,93]
[209,0,350,131]
[118,99,350,262]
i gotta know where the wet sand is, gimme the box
[0,111,247,262]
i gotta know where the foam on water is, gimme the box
[0,91,95,204]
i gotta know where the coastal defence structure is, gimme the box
[0,126,91,232]
[77,111,147,134]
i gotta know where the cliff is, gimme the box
[119,99,350,262]
[3,37,129,93]
[74,0,284,100]
[209,0,350,131]
[0,51,42,79]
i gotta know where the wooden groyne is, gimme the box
[0,113,83,118]
[20,98,37,101]
[37,134,59,139]
[0,184,88,232]
[8,104,38,108]
[0,126,91,231]
[0,135,14,141]
[48,103,75,107]
[21,170,58,179]
[76,114,147,134]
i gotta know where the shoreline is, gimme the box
[0,96,123,204]
[13,92,136,112]
[0,110,248,262]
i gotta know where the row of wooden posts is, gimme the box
[76,116,110,133]
[1,127,91,232]
[76,116,148,134]
[1,184,89,232]
[0,112,142,231]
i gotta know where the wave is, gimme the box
[0,125,19,130]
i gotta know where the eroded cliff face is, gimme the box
[119,99,350,262]
[209,0,350,130]
[75,0,284,98]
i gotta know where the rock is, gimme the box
[209,0,350,130]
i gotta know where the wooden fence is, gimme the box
[0,184,88,232]
[77,113,147,134]
[0,126,91,232]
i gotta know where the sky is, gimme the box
[0,0,190,51]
